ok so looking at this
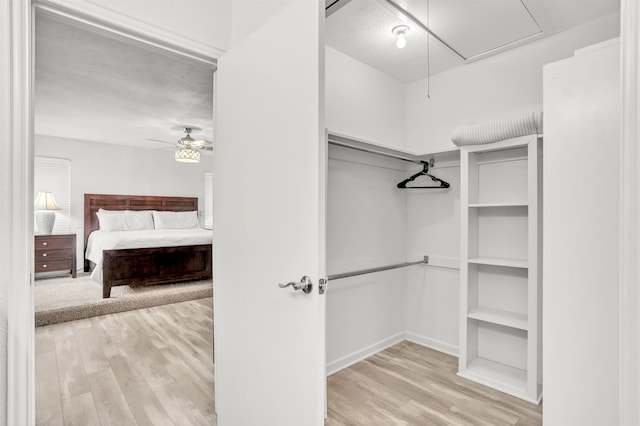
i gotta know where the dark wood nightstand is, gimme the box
[34,234,77,278]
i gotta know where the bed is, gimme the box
[84,194,213,298]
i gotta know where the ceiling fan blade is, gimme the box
[201,146,213,151]
[146,146,177,151]
[145,138,175,145]
[191,139,213,148]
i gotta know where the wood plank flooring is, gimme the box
[35,298,215,426]
[327,342,542,425]
[36,298,542,425]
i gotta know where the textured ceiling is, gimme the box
[35,14,214,149]
[35,0,620,146]
[326,0,620,83]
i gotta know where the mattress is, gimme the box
[86,228,213,283]
[452,111,543,147]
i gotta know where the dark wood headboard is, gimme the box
[83,193,198,253]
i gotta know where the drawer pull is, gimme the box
[42,253,47,257]
[42,264,47,268]
[42,242,48,246]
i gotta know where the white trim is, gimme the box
[620,1,640,424]
[405,332,458,357]
[2,0,35,424]
[204,172,213,229]
[325,332,405,376]
[326,332,459,377]
[33,0,222,66]
[3,1,223,423]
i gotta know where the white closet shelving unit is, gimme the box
[458,134,542,404]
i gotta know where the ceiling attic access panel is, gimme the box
[325,0,542,82]
[400,0,541,60]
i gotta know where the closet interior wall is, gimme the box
[326,142,461,372]
[404,13,620,153]
[325,44,459,372]
[325,10,619,378]
[404,160,460,355]
[326,146,410,373]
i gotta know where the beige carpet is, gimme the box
[35,273,213,326]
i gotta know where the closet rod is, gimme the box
[328,256,429,281]
[328,139,422,164]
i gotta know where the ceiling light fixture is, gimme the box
[391,25,410,49]
[175,146,200,163]
[173,127,206,163]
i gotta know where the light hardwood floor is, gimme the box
[326,342,542,425]
[36,298,542,425]
[36,298,215,426]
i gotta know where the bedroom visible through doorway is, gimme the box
[32,9,216,425]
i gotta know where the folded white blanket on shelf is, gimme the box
[451,111,543,147]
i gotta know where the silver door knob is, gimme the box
[279,276,313,294]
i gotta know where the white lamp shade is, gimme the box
[175,147,200,163]
[34,191,61,210]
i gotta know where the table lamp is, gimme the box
[34,191,61,235]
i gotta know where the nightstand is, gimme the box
[34,234,77,278]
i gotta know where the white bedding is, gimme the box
[86,228,213,284]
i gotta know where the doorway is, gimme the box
[30,5,217,425]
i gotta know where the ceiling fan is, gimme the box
[146,126,213,163]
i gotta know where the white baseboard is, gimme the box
[326,332,459,376]
[326,332,405,376]
[405,332,458,357]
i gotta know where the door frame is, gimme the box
[1,1,218,423]
[3,1,640,424]
[619,1,640,424]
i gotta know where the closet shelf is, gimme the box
[327,131,459,164]
[468,202,528,208]
[458,358,541,403]
[468,257,528,269]
[467,307,528,330]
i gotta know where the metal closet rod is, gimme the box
[328,256,429,281]
[328,139,424,165]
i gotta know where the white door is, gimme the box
[213,3,326,425]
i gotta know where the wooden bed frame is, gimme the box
[84,194,212,298]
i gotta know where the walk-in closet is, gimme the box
[323,0,620,423]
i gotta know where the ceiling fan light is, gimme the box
[175,147,200,163]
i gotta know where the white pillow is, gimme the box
[96,211,126,231]
[123,211,154,230]
[96,209,154,231]
[152,210,199,229]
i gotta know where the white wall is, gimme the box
[405,13,620,153]
[230,1,288,47]
[543,42,620,426]
[35,134,212,266]
[326,46,406,148]
[326,148,463,370]
[326,146,408,372]
[404,163,460,355]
